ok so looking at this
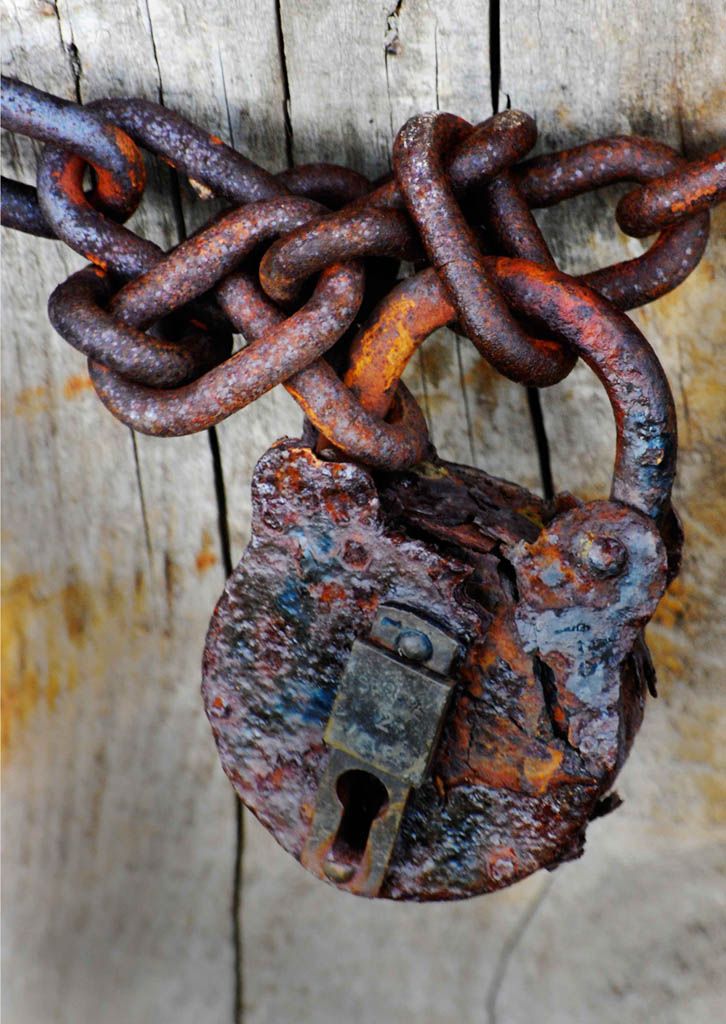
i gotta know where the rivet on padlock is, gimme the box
[301,605,463,895]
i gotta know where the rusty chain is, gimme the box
[2,75,725,470]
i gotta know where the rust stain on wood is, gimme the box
[2,573,82,753]
[1,569,147,755]
[195,528,219,573]
[63,372,94,398]
[13,373,96,418]
[14,385,51,418]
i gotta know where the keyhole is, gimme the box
[324,770,389,881]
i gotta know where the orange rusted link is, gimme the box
[393,112,577,387]
[345,261,675,516]
[288,364,430,469]
[89,261,364,435]
[38,144,163,279]
[514,136,711,308]
[616,147,726,236]
[0,76,146,230]
[344,271,454,419]
[216,271,431,467]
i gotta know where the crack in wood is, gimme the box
[143,0,165,104]
[207,427,233,579]
[383,1,404,154]
[218,46,236,147]
[50,1,82,101]
[489,0,501,114]
[485,877,555,1024]
[232,798,245,1024]
[117,6,244,1016]
[131,431,153,570]
[490,0,555,499]
[526,386,555,499]
[275,0,294,169]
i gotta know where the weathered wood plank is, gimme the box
[235,5,553,1023]
[138,0,307,565]
[276,0,541,480]
[384,0,542,482]
[131,15,306,1017]
[498,1,726,1018]
[1,2,240,1020]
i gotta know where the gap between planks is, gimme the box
[55,3,245,1017]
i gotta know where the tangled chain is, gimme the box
[2,76,725,469]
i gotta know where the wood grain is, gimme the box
[2,2,232,1020]
[498,2,726,1019]
[1,1,724,1022]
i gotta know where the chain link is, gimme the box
[2,75,724,469]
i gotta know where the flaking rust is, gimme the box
[202,443,666,900]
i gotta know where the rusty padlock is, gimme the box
[202,264,677,901]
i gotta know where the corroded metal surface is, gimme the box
[1,76,146,234]
[616,148,726,236]
[0,176,56,237]
[393,112,577,386]
[302,604,463,895]
[202,443,666,900]
[342,261,677,519]
[48,266,232,387]
[88,259,366,436]
[513,136,714,308]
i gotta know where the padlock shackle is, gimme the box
[344,260,676,521]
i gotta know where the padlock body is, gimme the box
[202,442,666,900]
